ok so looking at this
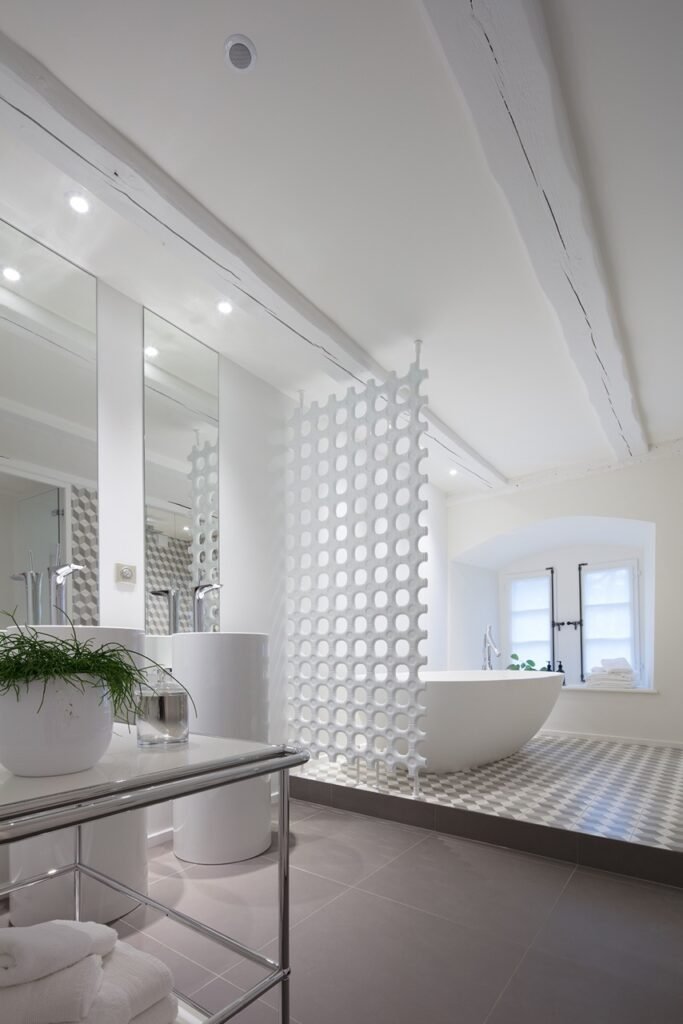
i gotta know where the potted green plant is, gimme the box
[0,614,188,777]
[507,653,538,671]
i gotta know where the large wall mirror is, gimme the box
[0,220,97,625]
[143,311,219,635]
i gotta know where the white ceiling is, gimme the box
[542,0,683,447]
[0,0,679,497]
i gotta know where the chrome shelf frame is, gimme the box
[0,743,309,1024]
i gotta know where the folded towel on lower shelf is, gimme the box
[132,994,179,1024]
[101,942,174,1019]
[0,921,116,988]
[0,953,102,1024]
[77,986,178,1024]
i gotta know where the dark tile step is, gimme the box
[290,775,683,888]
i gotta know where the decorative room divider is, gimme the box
[189,439,220,630]
[286,352,429,777]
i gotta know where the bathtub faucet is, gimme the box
[482,625,500,670]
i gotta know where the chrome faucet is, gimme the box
[11,570,44,625]
[48,563,84,624]
[193,583,222,632]
[482,625,500,670]
[151,587,181,635]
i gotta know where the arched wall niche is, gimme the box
[449,515,655,687]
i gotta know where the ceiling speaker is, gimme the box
[224,34,257,72]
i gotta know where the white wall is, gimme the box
[219,356,292,744]
[423,483,449,669]
[448,562,499,669]
[0,495,16,614]
[448,452,683,744]
[97,282,145,628]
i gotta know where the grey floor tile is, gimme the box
[532,868,683,988]
[191,975,302,1023]
[486,949,683,1024]
[357,833,573,945]
[126,856,347,954]
[229,888,525,1024]
[272,811,428,885]
[115,923,216,996]
[115,905,243,975]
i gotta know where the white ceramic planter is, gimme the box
[0,676,114,777]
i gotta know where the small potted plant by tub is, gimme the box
[0,616,185,777]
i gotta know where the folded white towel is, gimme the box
[78,985,179,1024]
[133,994,179,1024]
[0,920,116,987]
[0,953,102,1024]
[77,980,129,1024]
[586,676,636,689]
[100,942,174,1019]
[601,657,633,673]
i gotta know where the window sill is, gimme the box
[561,685,658,695]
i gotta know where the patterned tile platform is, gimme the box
[295,733,683,851]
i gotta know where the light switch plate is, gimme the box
[115,562,137,584]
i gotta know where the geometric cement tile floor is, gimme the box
[295,732,683,850]
[114,799,683,1024]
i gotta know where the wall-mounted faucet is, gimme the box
[47,563,84,624]
[151,587,181,635]
[482,624,500,670]
[193,583,222,633]
[11,570,44,625]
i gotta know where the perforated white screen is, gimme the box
[286,359,428,775]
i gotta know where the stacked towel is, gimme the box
[0,920,115,988]
[0,921,177,1024]
[586,657,636,688]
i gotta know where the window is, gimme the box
[507,573,551,669]
[582,562,639,679]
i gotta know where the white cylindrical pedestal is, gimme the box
[172,632,270,864]
[6,626,148,924]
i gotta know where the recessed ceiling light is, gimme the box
[2,267,20,282]
[224,34,257,72]
[67,193,90,214]
[144,346,159,358]
[449,468,458,477]
[183,526,190,532]
[217,300,233,315]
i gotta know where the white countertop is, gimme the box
[0,726,276,811]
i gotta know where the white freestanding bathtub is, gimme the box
[420,670,563,772]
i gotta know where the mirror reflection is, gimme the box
[143,310,219,635]
[0,220,97,625]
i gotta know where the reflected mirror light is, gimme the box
[143,310,219,636]
[0,220,97,626]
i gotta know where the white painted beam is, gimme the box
[423,0,648,459]
[0,29,506,489]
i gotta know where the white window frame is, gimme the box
[501,569,553,671]
[581,558,642,686]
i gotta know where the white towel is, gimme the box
[77,980,129,1024]
[0,920,116,987]
[0,953,102,1024]
[79,986,178,1024]
[133,995,179,1024]
[586,675,636,689]
[601,657,633,673]
[100,942,174,1019]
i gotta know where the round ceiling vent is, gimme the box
[224,34,257,72]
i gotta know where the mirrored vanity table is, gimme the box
[0,728,309,1024]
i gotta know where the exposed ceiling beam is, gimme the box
[423,0,648,460]
[0,29,506,489]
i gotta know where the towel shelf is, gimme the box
[0,728,309,1024]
